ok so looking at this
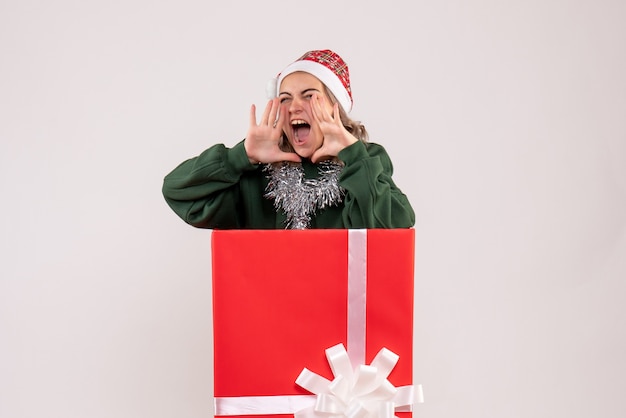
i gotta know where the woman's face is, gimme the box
[278,72,334,159]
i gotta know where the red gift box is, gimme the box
[211,229,417,417]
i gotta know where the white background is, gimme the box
[1,1,625,417]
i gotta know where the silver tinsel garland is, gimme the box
[264,160,346,229]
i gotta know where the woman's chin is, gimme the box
[294,150,314,160]
[288,137,322,160]
[291,144,316,159]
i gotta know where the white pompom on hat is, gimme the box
[267,49,353,113]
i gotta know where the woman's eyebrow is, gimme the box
[279,88,321,96]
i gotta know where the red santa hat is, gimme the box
[267,49,353,113]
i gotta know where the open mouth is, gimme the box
[291,119,311,144]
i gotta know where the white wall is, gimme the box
[1,1,625,417]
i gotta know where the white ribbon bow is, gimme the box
[295,343,422,418]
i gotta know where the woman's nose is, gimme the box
[289,97,304,113]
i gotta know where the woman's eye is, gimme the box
[279,97,290,104]
[304,95,313,100]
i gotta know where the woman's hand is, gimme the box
[310,94,358,163]
[244,98,301,164]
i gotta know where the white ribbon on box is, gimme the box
[295,343,419,418]
[214,230,423,417]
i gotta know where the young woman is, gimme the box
[162,50,414,229]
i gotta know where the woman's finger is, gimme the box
[333,103,341,125]
[249,104,257,127]
[260,99,273,125]
[311,94,328,123]
[273,103,286,130]
[268,98,280,127]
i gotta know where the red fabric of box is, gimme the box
[211,229,415,417]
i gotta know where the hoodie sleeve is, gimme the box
[162,140,259,228]
[337,141,415,228]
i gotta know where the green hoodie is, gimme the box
[162,139,415,229]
